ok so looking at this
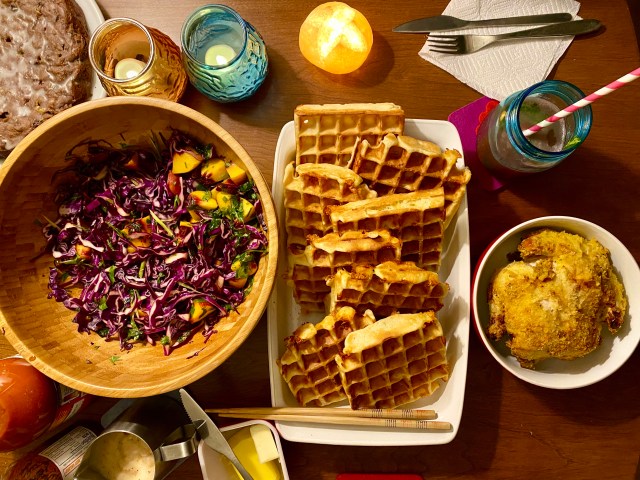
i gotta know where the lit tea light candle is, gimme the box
[114,57,147,80]
[204,44,237,66]
[299,2,373,74]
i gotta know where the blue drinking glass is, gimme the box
[181,5,268,103]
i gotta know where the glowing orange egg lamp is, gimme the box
[299,2,373,75]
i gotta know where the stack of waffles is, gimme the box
[326,261,450,319]
[277,306,376,406]
[335,311,449,409]
[278,103,469,409]
[277,307,450,408]
[351,133,471,230]
[290,230,402,312]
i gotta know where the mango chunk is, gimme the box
[139,216,152,233]
[189,298,215,323]
[189,190,218,210]
[217,191,235,213]
[126,234,151,253]
[130,236,151,248]
[201,158,229,182]
[226,162,247,185]
[228,277,248,289]
[172,151,203,174]
[231,261,258,277]
[75,244,92,259]
[241,198,255,221]
[123,153,142,171]
[229,255,257,289]
[189,209,202,222]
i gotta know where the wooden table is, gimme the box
[2,0,639,478]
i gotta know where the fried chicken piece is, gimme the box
[487,229,627,369]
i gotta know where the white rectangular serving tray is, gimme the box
[267,119,470,446]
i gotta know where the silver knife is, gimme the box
[393,12,573,33]
[179,389,254,480]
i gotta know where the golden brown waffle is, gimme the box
[283,161,377,255]
[294,103,405,167]
[351,133,470,229]
[276,307,376,406]
[335,311,449,409]
[328,189,445,271]
[442,163,472,230]
[289,230,402,312]
[351,134,460,195]
[326,261,449,318]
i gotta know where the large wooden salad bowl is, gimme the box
[0,97,278,397]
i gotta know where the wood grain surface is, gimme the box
[1,1,639,479]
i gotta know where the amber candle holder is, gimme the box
[89,18,187,101]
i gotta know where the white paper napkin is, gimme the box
[420,0,581,100]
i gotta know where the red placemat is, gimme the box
[448,96,504,191]
[337,475,423,480]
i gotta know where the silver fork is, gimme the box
[428,19,601,54]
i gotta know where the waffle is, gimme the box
[294,103,405,167]
[351,133,470,229]
[276,307,376,406]
[326,261,449,318]
[335,311,449,409]
[289,230,402,312]
[442,163,472,230]
[328,189,445,271]
[283,161,377,255]
[351,134,460,195]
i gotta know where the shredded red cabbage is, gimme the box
[41,131,268,355]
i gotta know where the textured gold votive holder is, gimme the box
[89,18,187,102]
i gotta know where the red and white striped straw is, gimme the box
[522,67,640,137]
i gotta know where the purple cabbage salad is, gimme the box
[41,130,268,355]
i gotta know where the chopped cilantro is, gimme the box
[128,222,142,233]
[238,179,255,195]
[107,265,116,283]
[196,143,214,160]
[244,276,255,295]
[208,210,223,230]
[98,296,108,311]
[127,320,142,341]
[232,252,255,279]
[232,226,250,243]
[97,327,110,338]
[109,355,121,364]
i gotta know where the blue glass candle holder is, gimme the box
[181,5,268,103]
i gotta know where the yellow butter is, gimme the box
[249,424,280,464]
[225,427,282,480]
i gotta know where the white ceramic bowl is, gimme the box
[472,216,640,389]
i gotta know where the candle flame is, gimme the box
[299,2,373,74]
[319,9,367,58]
